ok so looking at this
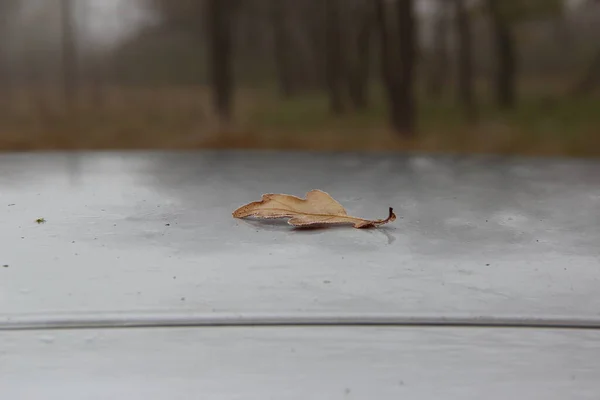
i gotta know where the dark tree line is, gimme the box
[202,0,420,136]
[3,0,600,135]
[196,0,557,137]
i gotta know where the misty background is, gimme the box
[0,0,598,156]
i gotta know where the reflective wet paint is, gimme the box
[2,326,600,400]
[1,150,599,319]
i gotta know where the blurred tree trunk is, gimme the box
[60,0,77,110]
[571,48,600,96]
[396,0,417,135]
[0,22,8,98]
[81,0,105,108]
[0,45,9,103]
[376,0,417,137]
[206,0,234,124]
[325,0,346,114]
[0,0,18,105]
[488,0,516,109]
[305,0,327,90]
[271,0,295,98]
[426,0,450,99]
[454,0,476,121]
[288,20,319,91]
[347,1,374,110]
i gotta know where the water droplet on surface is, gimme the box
[85,334,97,343]
[39,335,55,344]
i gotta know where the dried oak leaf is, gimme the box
[232,189,396,229]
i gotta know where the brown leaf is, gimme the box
[232,189,396,229]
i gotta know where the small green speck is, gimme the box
[35,218,46,224]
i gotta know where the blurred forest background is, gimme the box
[0,0,599,156]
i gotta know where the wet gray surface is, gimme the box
[2,326,600,400]
[1,150,599,320]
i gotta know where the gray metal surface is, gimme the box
[4,311,600,331]
[2,326,600,400]
[2,150,600,399]
[1,150,600,323]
